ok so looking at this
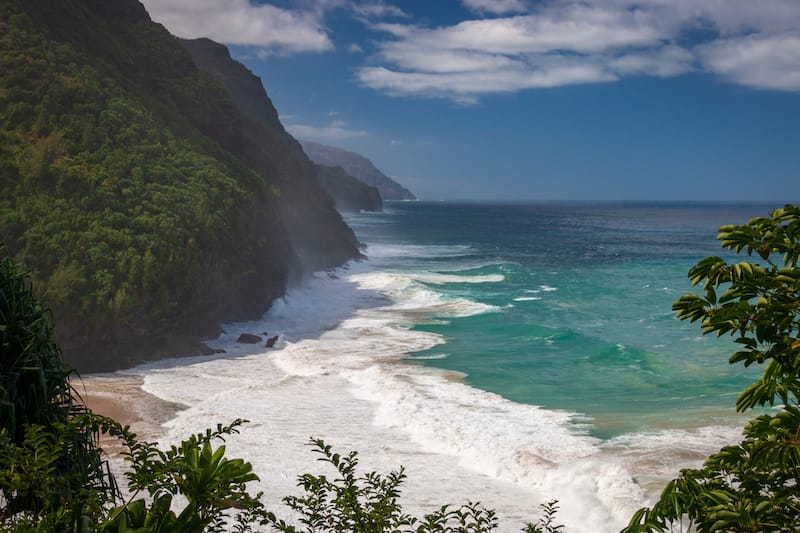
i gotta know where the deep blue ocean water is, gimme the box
[349,201,773,438]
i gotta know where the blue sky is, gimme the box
[141,0,800,202]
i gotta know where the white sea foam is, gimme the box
[602,425,746,497]
[350,271,502,319]
[405,353,449,360]
[514,296,543,301]
[366,243,475,260]
[408,272,505,284]
[122,249,735,532]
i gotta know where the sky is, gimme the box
[139,0,800,202]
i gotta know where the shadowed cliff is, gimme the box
[0,0,362,371]
[300,140,416,201]
[180,38,381,215]
[313,164,382,213]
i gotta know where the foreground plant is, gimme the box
[98,418,268,532]
[267,437,563,533]
[0,414,270,532]
[0,247,116,529]
[624,205,800,532]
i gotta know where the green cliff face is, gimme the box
[177,37,364,267]
[179,38,383,215]
[0,0,362,371]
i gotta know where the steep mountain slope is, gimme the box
[300,140,416,201]
[180,38,381,214]
[313,164,382,213]
[0,0,362,371]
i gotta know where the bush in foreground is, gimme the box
[624,205,800,532]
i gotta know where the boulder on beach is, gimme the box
[237,333,262,344]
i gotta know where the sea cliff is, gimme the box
[0,0,362,371]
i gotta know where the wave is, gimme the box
[602,424,746,497]
[345,364,647,529]
[131,260,652,532]
[350,271,502,319]
[128,254,743,532]
[408,272,505,284]
[366,243,476,260]
[406,353,449,360]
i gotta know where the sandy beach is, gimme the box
[74,373,186,461]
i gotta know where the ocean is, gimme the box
[105,202,774,532]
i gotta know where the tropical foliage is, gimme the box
[97,419,267,533]
[0,247,116,530]
[624,205,800,532]
[0,0,290,369]
[265,438,564,533]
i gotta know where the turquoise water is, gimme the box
[350,202,772,438]
[129,201,783,531]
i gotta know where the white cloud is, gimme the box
[461,0,527,16]
[142,0,800,98]
[609,46,696,77]
[358,60,614,101]
[379,43,519,73]
[285,120,368,142]
[697,32,800,91]
[352,1,409,20]
[377,9,663,57]
[357,0,800,101]
[140,0,332,53]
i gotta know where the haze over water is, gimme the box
[119,202,772,532]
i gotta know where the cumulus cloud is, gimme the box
[461,0,527,16]
[140,0,332,53]
[351,1,409,20]
[357,0,800,101]
[358,58,615,102]
[608,45,696,77]
[697,32,800,91]
[141,0,800,99]
[285,119,368,142]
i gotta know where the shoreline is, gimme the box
[75,373,187,444]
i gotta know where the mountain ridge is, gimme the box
[179,38,382,214]
[300,140,416,201]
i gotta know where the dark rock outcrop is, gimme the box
[237,334,263,344]
[300,140,416,201]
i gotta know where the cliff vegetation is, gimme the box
[0,0,361,371]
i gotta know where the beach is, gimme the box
[72,203,766,532]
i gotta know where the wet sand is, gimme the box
[73,373,186,467]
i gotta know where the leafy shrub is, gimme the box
[624,205,800,532]
[266,438,563,533]
[0,248,115,529]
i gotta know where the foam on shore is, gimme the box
[105,244,743,532]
